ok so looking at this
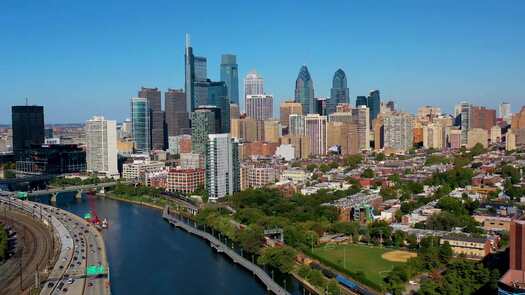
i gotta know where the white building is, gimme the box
[206,134,240,201]
[179,152,204,169]
[85,116,118,178]
[275,144,295,161]
[305,114,327,156]
[122,160,165,183]
[384,112,414,153]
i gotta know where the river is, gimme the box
[32,193,306,295]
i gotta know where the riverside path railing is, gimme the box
[162,206,290,295]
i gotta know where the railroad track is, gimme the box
[0,208,54,294]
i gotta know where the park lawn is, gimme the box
[313,244,406,288]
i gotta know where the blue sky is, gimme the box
[1,0,524,123]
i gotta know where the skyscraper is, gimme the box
[456,101,472,146]
[165,89,190,137]
[305,114,327,156]
[131,97,150,153]
[356,96,367,108]
[11,105,44,155]
[327,69,350,115]
[352,106,370,151]
[384,112,413,153]
[206,133,240,201]
[289,114,305,136]
[194,80,230,133]
[244,70,264,113]
[85,116,118,178]
[184,34,208,113]
[220,54,239,105]
[499,102,512,122]
[191,106,221,155]
[246,94,273,121]
[470,106,496,131]
[295,65,315,114]
[367,90,381,124]
[138,87,164,150]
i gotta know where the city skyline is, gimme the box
[2,1,525,123]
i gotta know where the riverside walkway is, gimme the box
[162,207,290,295]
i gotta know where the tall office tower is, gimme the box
[230,117,258,142]
[470,106,496,131]
[85,116,118,177]
[220,54,239,105]
[327,121,359,155]
[165,89,190,137]
[327,69,350,115]
[356,96,367,108]
[289,114,305,136]
[305,114,327,156]
[131,97,151,153]
[191,106,221,155]
[384,112,414,153]
[11,105,44,155]
[194,80,230,133]
[456,101,472,146]
[184,34,208,113]
[206,134,240,201]
[295,65,315,114]
[499,102,512,122]
[351,106,370,151]
[367,90,381,124]
[246,94,273,121]
[244,70,264,110]
[230,103,240,119]
[280,101,303,128]
[138,87,163,150]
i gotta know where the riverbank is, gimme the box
[99,193,165,211]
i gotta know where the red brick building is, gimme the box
[166,168,205,194]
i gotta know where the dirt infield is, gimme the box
[381,250,417,262]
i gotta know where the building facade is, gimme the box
[131,97,151,153]
[85,116,118,177]
[138,87,164,150]
[246,94,273,121]
[165,89,190,137]
[327,69,350,115]
[11,105,44,155]
[220,54,239,105]
[305,114,327,156]
[295,65,315,114]
[206,134,240,201]
[384,112,413,153]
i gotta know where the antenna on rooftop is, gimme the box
[25,97,28,106]
[185,33,191,48]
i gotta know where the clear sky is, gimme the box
[1,0,524,124]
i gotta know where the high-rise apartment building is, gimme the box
[206,134,240,201]
[131,97,151,153]
[295,65,315,114]
[11,105,44,155]
[263,120,280,143]
[246,94,273,121]
[423,123,445,150]
[165,89,190,137]
[470,106,496,131]
[230,117,258,142]
[352,106,370,151]
[280,101,303,128]
[85,116,118,178]
[327,69,350,115]
[220,54,239,105]
[138,87,164,150]
[191,106,221,155]
[305,114,327,156]
[384,112,413,153]
[367,90,381,125]
[512,107,525,129]
[327,121,359,155]
[456,101,472,146]
[467,128,489,149]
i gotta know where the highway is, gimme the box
[0,194,110,295]
[27,182,120,197]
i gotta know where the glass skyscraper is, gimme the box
[295,65,315,114]
[356,96,367,108]
[131,97,150,153]
[220,54,239,105]
[184,34,208,113]
[191,106,221,155]
[138,87,163,150]
[367,90,381,124]
[327,69,350,115]
[206,133,240,201]
[11,105,44,155]
[194,80,230,133]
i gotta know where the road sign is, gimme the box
[86,265,105,276]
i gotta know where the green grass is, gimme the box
[313,244,404,289]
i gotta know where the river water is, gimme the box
[32,194,305,295]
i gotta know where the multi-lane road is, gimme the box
[0,193,110,295]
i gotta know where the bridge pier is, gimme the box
[50,193,57,203]
[75,189,83,200]
[98,187,105,195]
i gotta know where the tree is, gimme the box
[319,164,330,173]
[361,168,375,179]
[236,225,264,253]
[375,153,386,161]
[345,154,363,169]
[306,164,317,172]
[257,246,297,273]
